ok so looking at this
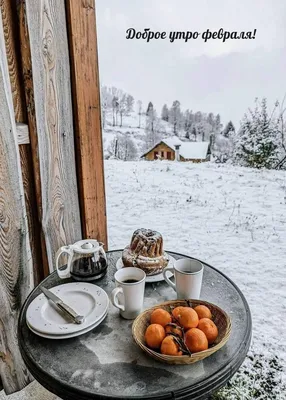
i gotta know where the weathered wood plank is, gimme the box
[1,0,43,284]
[66,0,108,246]
[0,9,33,393]
[20,0,82,272]
[19,144,44,285]
[0,0,26,121]
[16,123,29,144]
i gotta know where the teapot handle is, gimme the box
[55,246,74,279]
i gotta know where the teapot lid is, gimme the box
[72,239,103,254]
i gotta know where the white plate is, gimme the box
[26,311,108,339]
[26,282,109,335]
[116,253,175,283]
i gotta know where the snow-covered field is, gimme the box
[105,160,286,399]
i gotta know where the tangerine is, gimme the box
[197,318,218,344]
[161,335,183,356]
[145,324,166,349]
[185,328,208,353]
[150,308,172,327]
[165,323,183,338]
[194,305,212,320]
[172,306,185,321]
[172,306,199,330]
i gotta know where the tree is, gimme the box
[207,112,215,129]
[223,121,235,138]
[191,126,197,141]
[146,102,154,116]
[126,94,134,114]
[146,102,156,134]
[112,96,119,126]
[233,98,279,169]
[215,114,223,134]
[161,104,169,121]
[118,92,127,127]
[137,100,143,128]
[107,135,138,160]
[184,109,193,139]
[194,111,202,123]
[144,116,163,151]
[169,100,182,135]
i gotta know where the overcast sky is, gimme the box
[96,0,286,128]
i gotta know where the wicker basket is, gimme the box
[132,299,232,365]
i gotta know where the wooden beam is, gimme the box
[19,0,82,273]
[0,8,33,393]
[66,0,108,247]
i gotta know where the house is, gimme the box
[141,137,211,162]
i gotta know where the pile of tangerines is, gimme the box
[144,304,219,356]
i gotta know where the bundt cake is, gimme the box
[122,228,168,275]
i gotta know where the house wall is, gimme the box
[145,143,175,160]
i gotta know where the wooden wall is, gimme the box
[0,0,107,392]
[21,0,82,273]
[0,0,43,284]
[0,9,33,393]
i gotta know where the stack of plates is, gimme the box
[26,282,109,339]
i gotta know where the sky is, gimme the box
[95,0,286,128]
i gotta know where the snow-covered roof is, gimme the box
[163,137,209,159]
[179,142,210,159]
[163,137,183,150]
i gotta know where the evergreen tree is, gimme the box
[169,100,182,135]
[233,98,279,169]
[137,100,143,128]
[161,104,169,121]
[146,102,154,116]
[223,121,235,138]
[145,102,157,136]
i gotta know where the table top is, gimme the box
[18,250,252,400]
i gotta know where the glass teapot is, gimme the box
[55,239,107,281]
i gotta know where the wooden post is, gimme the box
[66,0,108,247]
[0,7,33,393]
[18,0,82,273]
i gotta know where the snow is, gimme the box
[163,136,183,150]
[179,142,209,160]
[105,160,286,398]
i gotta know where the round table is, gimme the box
[18,250,252,400]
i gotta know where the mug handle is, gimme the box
[163,266,176,290]
[111,287,125,311]
[55,246,74,279]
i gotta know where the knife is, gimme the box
[41,287,85,324]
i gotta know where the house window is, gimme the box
[167,152,171,160]
[161,151,164,158]
[154,151,158,159]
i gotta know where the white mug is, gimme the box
[163,258,204,299]
[111,267,146,319]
